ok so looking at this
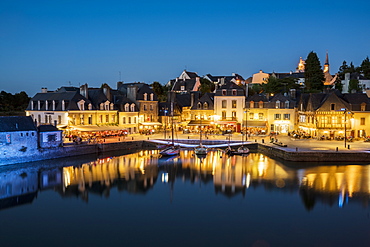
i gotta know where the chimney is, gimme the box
[41,88,47,93]
[127,85,137,102]
[80,84,88,99]
[117,81,123,89]
[190,92,195,108]
[103,85,111,101]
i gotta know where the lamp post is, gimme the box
[342,108,353,148]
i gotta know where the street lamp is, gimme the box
[341,108,353,148]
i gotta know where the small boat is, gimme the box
[160,96,180,157]
[160,145,180,156]
[235,146,250,155]
[194,118,208,156]
[194,144,208,155]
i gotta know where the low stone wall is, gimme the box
[0,141,146,166]
[257,143,370,162]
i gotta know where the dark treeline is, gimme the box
[0,91,30,115]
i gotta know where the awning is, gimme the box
[245,121,267,128]
[140,122,163,126]
[187,120,212,126]
[69,125,127,132]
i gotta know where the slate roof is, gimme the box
[0,116,37,132]
[117,83,157,101]
[175,94,191,108]
[191,93,215,110]
[271,72,305,79]
[215,82,245,96]
[246,94,268,102]
[37,125,61,132]
[27,91,92,111]
[183,71,198,79]
[172,78,197,92]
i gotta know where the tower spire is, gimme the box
[324,51,329,73]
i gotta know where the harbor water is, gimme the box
[1,149,370,247]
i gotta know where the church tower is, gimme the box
[296,57,305,72]
[323,51,329,73]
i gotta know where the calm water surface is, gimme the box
[1,149,370,247]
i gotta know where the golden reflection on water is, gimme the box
[61,150,370,205]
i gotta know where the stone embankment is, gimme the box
[0,141,155,166]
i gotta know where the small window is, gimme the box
[47,134,56,142]
[284,114,290,120]
[361,118,365,125]
[232,100,237,108]
[274,114,281,120]
[144,105,147,111]
[250,101,254,108]
[222,90,227,96]
[331,103,335,111]
[259,113,263,120]
[249,113,254,120]
[232,90,237,96]
[123,117,126,124]
[222,100,227,108]
[204,102,208,110]
[181,86,185,91]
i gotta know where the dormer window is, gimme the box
[130,103,135,112]
[104,101,110,110]
[62,100,65,111]
[285,100,289,109]
[52,100,56,111]
[250,101,254,108]
[276,100,280,109]
[181,86,185,91]
[198,102,202,109]
[150,93,154,101]
[222,90,227,96]
[38,100,41,110]
[125,103,129,112]
[88,103,92,110]
[204,102,208,110]
[232,89,237,96]
[78,100,85,111]
[143,93,148,101]
[100,103,104,110]
[31,101,34,110]
[259,101,263,108]
[45,100,48,111]
[110,103,114,110]
[361,103,366,111]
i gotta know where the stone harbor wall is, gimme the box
[0,141,146,166]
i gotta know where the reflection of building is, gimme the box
[299,165,370,210]
[62,150,159,201]
[0,167,39,210]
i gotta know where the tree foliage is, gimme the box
[198,78,215,95]
[348,79,361,93]
[0,91,30,114]
[150,81,168,102]
[304,51,325,92]
[262,76,300,95]
[360,56,370,79]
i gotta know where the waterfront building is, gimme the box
[26,85,119,133]
[297,90,370,138]
[214,81,246,132]
[37,124,63,148]
[117,82,160,133]
[186,92,215,131]
[0,116,38,157]
[246,93,297,135]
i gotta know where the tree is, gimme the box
[304,51,325,92]
[262,76,281,94]
[198,78,215,95]
[348,79,361,93]
[360,56,370,79]
[150,81,167,102]
[334,76,343,92]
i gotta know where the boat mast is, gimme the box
[171,93,174,146]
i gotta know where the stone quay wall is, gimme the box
[0,141,148,166]
[257,143,370,162]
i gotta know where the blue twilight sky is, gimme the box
[1,0,369,96]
